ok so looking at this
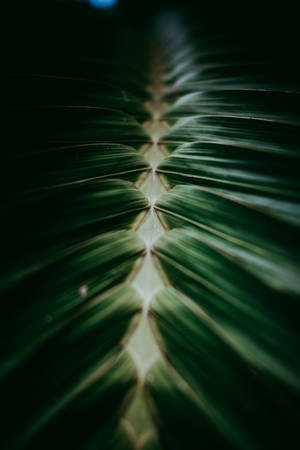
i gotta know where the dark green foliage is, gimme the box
[1,1,300,449]
[146,14,300,450]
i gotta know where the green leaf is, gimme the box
[152,228,300,383]
[145,358,233,450]
[149,286,300,450]
[1,350,138,450]
[1,231,145,373]
[155,185,300,288]
[166,90,300,126]
[145,18,300,449]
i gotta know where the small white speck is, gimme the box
[79,285,88,297]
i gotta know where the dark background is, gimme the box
[1,0,299,48]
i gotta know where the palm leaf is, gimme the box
[1,2,300,450]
